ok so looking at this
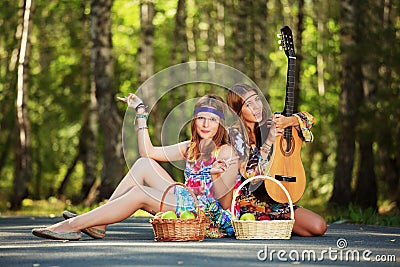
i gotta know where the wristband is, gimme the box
[137,126,148,131]
[135,103,146,111]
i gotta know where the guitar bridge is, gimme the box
[275,175,296,183]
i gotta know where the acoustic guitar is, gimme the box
[265,26,306,203]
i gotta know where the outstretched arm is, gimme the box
[126,93,188,162]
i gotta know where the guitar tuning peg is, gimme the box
[278,40,282,44]
[277,34,282,38]
[279,46,283,50]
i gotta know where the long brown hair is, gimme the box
[227,83,268,146]
[186,94,229,161]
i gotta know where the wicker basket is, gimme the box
[150,182,207,241]
[230,175,295,239]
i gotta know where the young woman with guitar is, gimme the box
[227,83,326,236]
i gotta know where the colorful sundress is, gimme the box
[174,146,241,238]
[229,112,315,220]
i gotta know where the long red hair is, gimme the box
[186,95,229,162]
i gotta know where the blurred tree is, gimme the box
[91,0,125,201]
[56,0,99,205]
[11,0,34,210]
[0,1,20,181]
[229,0,247,73]
[252,0,268,100]
[375,0,400,209]
[330,0,364,207]
[138,0,157,141]
[293,0,304,113]
[171,0,188,64]
[353,0,381,209]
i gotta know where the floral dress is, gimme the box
[229,112,315,220]
[175,147,241,238]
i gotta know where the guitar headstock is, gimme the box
[278,26,296,58]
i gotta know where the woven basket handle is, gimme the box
[159,182,200,214]
[230,175,294,220]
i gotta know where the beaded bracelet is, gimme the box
[260,143,272,153]
[136,113,149,120]
[134,113,149,124]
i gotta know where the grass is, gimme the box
[1,198,399,227]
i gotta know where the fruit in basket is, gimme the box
[161,211,178,219]
[179,210,196,219]
[257,214,271,221]
[239,213,256,221]
[154,212,164,218]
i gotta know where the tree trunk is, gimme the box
[378,0,400,208]
[138,0,155,86]
[91,0,125,201]
[79,0,99,204]
[11,0,33,210]
[329,0,363,207]
[354,140,377,208]
[353,0,382,209]
[214,0,225,62]
[230,0,247,73]
[138,0,158,143]
[252,0,268,98]
[294,0,304,113]
[0,0,19,177]
[171,0,188,64]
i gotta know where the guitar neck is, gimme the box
[284,57,296,117]
[284,57,296,139]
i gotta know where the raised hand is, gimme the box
[117,93,145,111]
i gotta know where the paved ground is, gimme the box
[0,216,399,266]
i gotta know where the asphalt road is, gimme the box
[0,216,399,266]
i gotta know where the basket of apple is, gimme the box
[150,182,207,241]
[230,176,295,239]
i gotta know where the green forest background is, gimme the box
[1,0,399,226]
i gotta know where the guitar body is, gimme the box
[266,127,306,203]
[264,26,306,203]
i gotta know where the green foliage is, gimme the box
[0,0,399,222]
[323,203,400,227]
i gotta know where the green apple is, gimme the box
[179,210,196,219]
[161,211,178,219]
[240,213,256,221]
[154,212,164,218]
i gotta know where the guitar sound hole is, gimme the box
[280,137,295,156]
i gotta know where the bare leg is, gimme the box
[290,207,327,236]
[108,157,175,201]
[46,185,177,233]
[70,158,176,230]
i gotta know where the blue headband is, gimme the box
[193,107,225,120]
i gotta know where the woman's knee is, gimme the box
[310,216,327,236]
[294,208,327,236]
[316,218,328,235]
[132,157,155,167]
[129,157,156,175]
